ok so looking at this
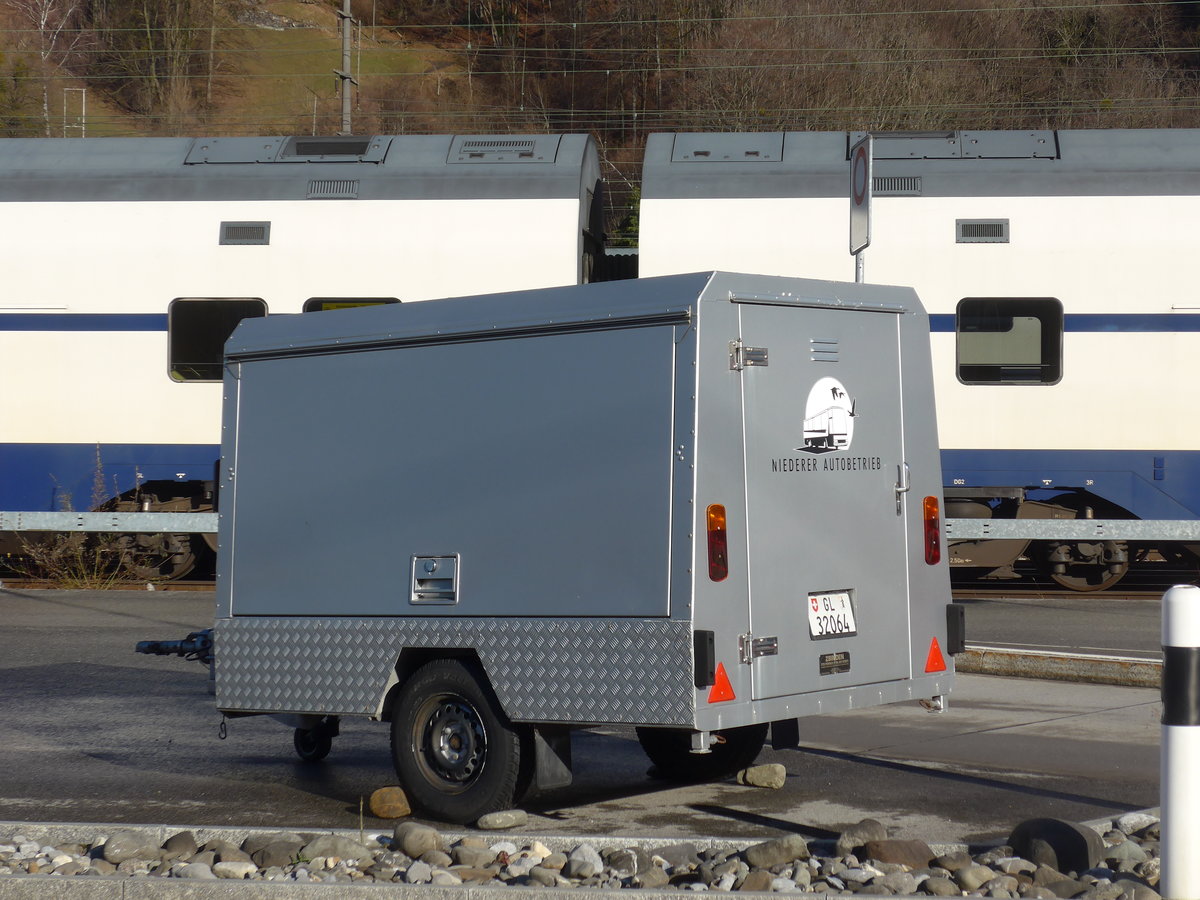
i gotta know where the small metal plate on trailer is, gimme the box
[808,590,857,640]
[819,651,852,676]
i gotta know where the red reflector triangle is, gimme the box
[707,662,736,703]
[925,637,947,673]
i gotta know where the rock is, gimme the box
[528,865,562,887]
[421,849,453,867]
[955,863,997,891]
[743,834,809,868]
[454,866,500,884]
[936,850,974,872]
[1105,840,1148,865]
[102,830,160,864]
[392,822,443,859]
[605,848,640,875]
[876,870,920,894]
[736,763,788,789]
[983,874,1021,894]
[542,851,568,871]
[453,844,497,868]
[432,870,463,885]
[652,842,703,870]
[1115,878,1161,900]
[1115,813,1158,836]
[252,840,305,869]
[636,866,670,888]
[1009,818,1105,875]
[369,786,412,819]
[924,875,960,895]
[177,862,218,879]
[836,819,889,857]
[213,860,258,879]
[161,831,198,860]
[240,832,304,856]
[1043,878,1088,898]
[863,838,935,869]
[405,860,433,883]
[564,843,603,879]
[300,834,375,866]
[90,858,117,875]
[477,809,529,830]
[738,869,775,891]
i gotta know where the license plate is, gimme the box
[808,590,857,639]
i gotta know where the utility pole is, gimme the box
[335,0,358,134]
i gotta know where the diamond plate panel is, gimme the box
[215,617,696,726]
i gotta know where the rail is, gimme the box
[4,512,1200,541]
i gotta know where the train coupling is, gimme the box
[135,628,213,666]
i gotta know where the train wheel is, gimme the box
[111,531,197,581]
[636,723,768,781]
[390,659,528,824]
[1042,540,1129,592]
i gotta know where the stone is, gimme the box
[405,860,433,883]
[743,834,810,868]
[836,819,889,857]
[736,763,788,789]
[102,830,160,864]
[432,870,463,885]
[252,840,305,869]
[924,875,961,895]
[177,862,218,880]
[240,832,305,856]
[1009,819,1105,875]
[564,844,603,879]
[1115,878,1161,900]
[936,850,975,872]
[605,848,640,875]
[392,822,444,858]
[956,864,998,891]
[876,870,920,894]
[652,842,703,870]
[527,865,562,887]
[863,838,935,869]
[421,849,453,867]
[477,809,529,830]
[1043,878,1088,898]
[542,851,568,871]
[738,869,775,891]
[454,866,500,884]
[161,831,198,860]
[301,835,375,866]
[636,866,670,888]
[453,844,497,868]
[369,786,412,819]
[213,860,258,879]
[1104,841,1148,865]
[1115,813,1158,836]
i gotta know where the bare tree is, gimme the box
[6,0,85,135]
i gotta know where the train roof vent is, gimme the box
[278,135,390,163]
[308,179,359,199]
[220,221,271,245]
[956,219,1010,243]
[851,130,1058,160]
[448,135,561,163]
[671,133,783,162]
[185,137,286,164]
[874,175,922,196]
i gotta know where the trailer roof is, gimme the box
[224,271,923,360]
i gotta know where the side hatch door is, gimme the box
[735,298,912,700]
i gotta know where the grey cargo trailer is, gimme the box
[214,271,959,823]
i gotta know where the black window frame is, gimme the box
[956,297,1064,386]
[168,297,267,383]
[302,297,400,313]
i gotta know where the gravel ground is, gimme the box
[0,811,1162,897]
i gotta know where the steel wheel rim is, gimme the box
[413,693,487,791]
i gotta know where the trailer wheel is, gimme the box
[391,659,527,824]
[293,726,333,762]
[636,723,768,781]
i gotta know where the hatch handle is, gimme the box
[895,463,911,515]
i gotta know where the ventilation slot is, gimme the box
[874,175,922,196]
[308,179,359,199]
[460,139,536,158]
[220,221,270,245]
[957,219,1010,243]
[290,137,372,157]
[811,338,839,363]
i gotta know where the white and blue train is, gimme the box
[639,129,1200,591]
[4,127,1200,590]
[0,133,604,577]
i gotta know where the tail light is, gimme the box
[706,504,729,581]
[923,495,942,565]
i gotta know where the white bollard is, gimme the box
[1162,583,1200,900]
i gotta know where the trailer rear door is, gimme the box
[735,299,911,700]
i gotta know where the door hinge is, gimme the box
[739,633,779,664]
[729,339,769,371]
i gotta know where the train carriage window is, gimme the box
[956,298,1063,385]
[169,298,266,382]
[303,298,399,312]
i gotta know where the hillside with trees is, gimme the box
[1,0,1198,228]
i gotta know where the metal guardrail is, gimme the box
[2,513,1200,541]
[0,511,219,533]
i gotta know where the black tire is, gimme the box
[390,659,528,824]
[293,726,333,762]
[636,723,769,781]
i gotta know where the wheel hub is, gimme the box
[422,698,485,785]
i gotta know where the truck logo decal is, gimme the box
[797,377,856,453]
